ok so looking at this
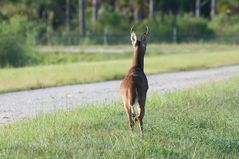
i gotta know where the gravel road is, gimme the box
[1,65,239,125]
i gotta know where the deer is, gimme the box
[119,26,149,138]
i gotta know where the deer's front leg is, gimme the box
[136,105,145,138]
[136,94,146,138]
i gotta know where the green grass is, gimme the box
[34,52,131,65]
[37,43,239,64]
[1,43,239,93]
[1,76,239,158]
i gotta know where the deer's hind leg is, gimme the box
[123,96,135,131]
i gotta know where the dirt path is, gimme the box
[1,65,239,125]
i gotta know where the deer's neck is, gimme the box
[132,46,144,71]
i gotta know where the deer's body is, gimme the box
[119,29,148,137]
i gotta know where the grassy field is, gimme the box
[37,43,239,64]
[1,76,239,158]
[0,43,239,93]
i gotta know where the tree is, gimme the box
[92,0,100,32]
[149,0,155,17]
[65,0,71,32]
[196,0,200,17]
[79,0,86,36]
[133,0,146,21]
[217,0,239,14]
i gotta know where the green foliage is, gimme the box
[0,15,36,67]
[134,13,213,42]
[28,23,48,45]
[0,15,47,45]
[209,13,239,35]
[140,13,175,35]
[96,4,129,33]
[0,15,28,35]
[1,0,239,40]
[177,14,213,35]
[0,34,33,67]
[1,76,239,158]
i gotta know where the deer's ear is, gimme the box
[131,32,137,47]
[141,33,147,42]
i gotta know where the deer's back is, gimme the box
[120,66,148,94]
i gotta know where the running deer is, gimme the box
[119,26,149,137]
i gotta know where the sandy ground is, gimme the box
[0,65,239,125]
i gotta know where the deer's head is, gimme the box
[130,26,148,53]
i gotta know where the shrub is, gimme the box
[96,4,129,33]
[136,13,213,42]
[0,15,38,67]
[0,15,28,35]
[140,13,175,35]
[176,14,214,42]
[209,13,239,35]
[0,34,33,67]
[177,14,213,35]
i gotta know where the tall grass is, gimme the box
[0,76,239,158]
[0,48,239,93]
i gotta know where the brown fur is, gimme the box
[119,31,148,137]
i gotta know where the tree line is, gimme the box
[1,0,239,45]
[1,0,239,35]
[0,0,239,67]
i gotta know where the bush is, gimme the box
[0,15,38,67]
[176,14,214,42]
[140,13,175,35]
[209,13,239,35]
[177,14,213,35]
[95,4,129,33]
[136,13,213,42]
[0,34,33,67]
[0,15,28,35]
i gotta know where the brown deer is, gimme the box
[119,26,149,137]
